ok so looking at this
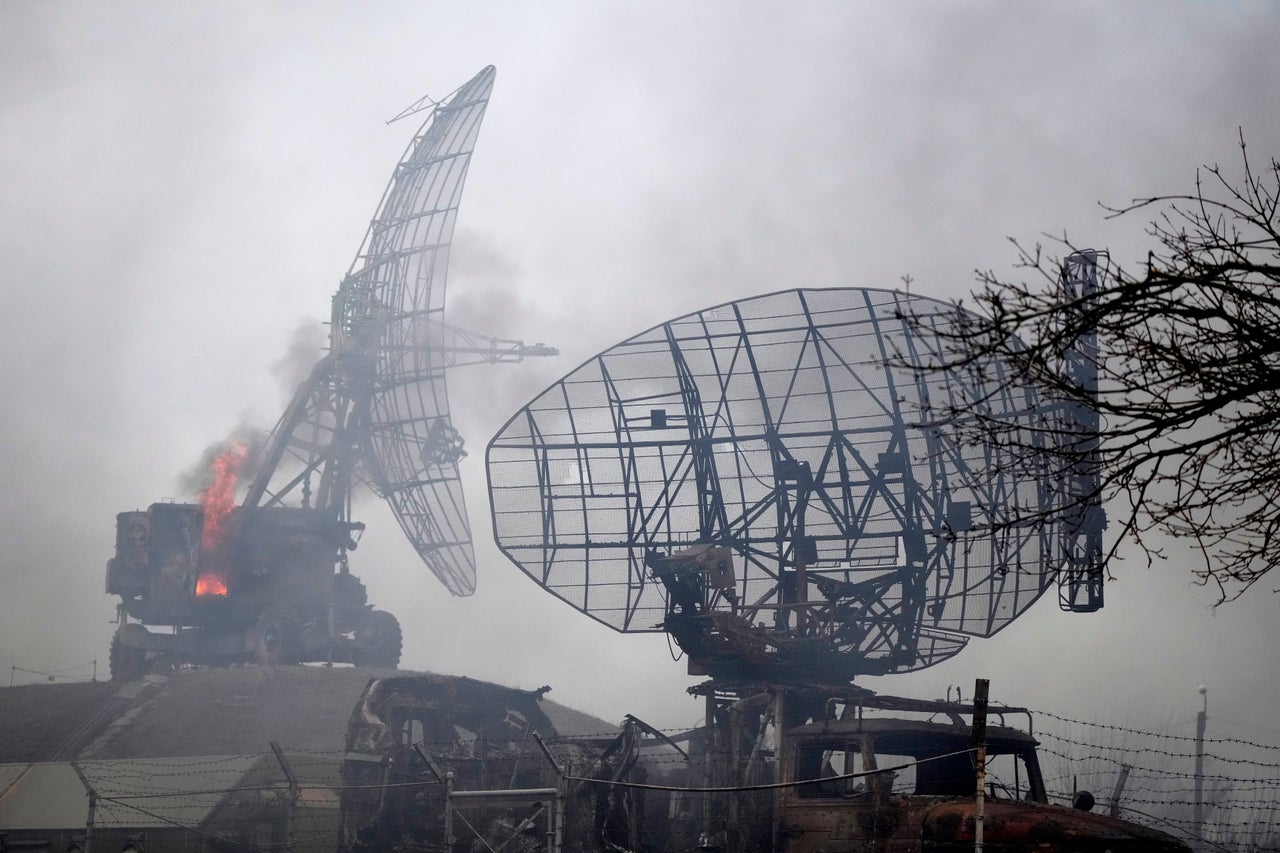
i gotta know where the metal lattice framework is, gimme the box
[487,288,1086,679]
[1057,251,1105,612]
[245,66,504,596]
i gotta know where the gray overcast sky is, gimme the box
[2,1,1278,737]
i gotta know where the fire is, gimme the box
[199,442,248,549]
[195,575,228,596]
[196,442,248,597]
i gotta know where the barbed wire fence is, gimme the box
[1029,708,1280,851]
[10,712,1279,852]
[8,660,99,685]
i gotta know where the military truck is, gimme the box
[105,502,400,679]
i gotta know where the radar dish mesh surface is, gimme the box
[487,288,1074,678]
[325,66,495,595]
[244,67,537,600]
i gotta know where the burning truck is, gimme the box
[105,443,400,679]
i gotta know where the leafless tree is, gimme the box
[909,133,1280,602]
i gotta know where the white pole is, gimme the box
[1194,685,1207,845]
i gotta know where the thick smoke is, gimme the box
[177,425,269,499]
[447,228,529,337]
[271,318,327,398]
[176,319,326,498]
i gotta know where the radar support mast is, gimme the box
[1057,250,1105,612]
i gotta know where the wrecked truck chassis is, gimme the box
[110,613,383,667]
[333,678,1191,853]
[764,714,1190,853]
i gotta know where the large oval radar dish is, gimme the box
[487,288,1076,681]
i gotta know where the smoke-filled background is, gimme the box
[2,1,1278,742]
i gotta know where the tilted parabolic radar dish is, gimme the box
[248,65,505,596]
[487,287,1095,683]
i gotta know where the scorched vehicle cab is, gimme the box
[775,711,1190,853]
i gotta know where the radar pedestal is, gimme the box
[487,284,1110,853]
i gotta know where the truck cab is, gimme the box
[776,713,1189,853]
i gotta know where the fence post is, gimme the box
[444,770,455,849]
[270,741,299,853]
[70,762,96,853]
[1108,764,1131,818]
[972,678,990,853]
[1194,685,1207,845]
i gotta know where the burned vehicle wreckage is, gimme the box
[335,676,1189,852]
[106,501,398,674]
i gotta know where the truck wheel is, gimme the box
[355,610,402,669]
[109,626,150,681]
[255,606,301,666]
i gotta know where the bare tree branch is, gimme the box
[904,133,1280,604]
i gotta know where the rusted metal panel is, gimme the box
[923,800,1192,851]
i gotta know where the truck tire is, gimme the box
[255,605,301,666]
[109,625,150,681]
[355,610,402,669]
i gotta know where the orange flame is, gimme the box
[195,575,228,596]
[196,442,248,597]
